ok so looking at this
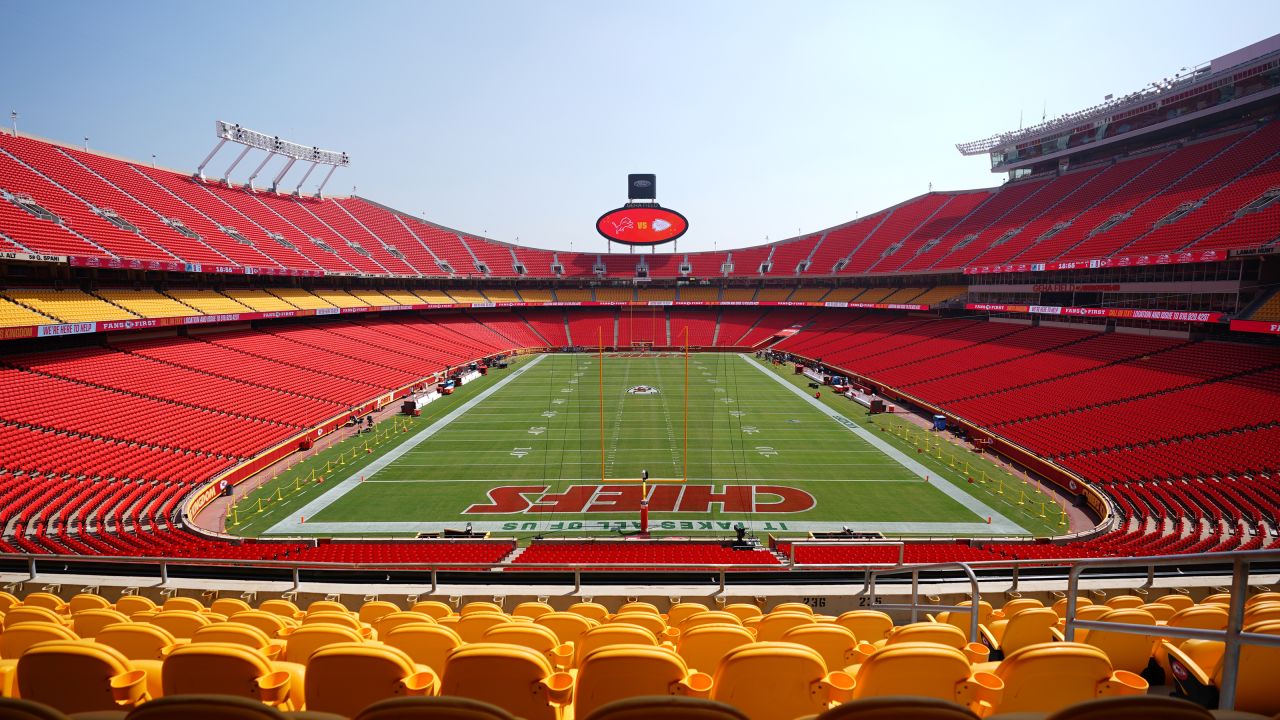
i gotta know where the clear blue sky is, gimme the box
[3,2,1277,253]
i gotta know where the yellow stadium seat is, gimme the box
[1052,596,1093,619]
[4,606,69,628]
[0,297,55,327]
[95,288,192,318]
[510,601,554,620]
[3,288,136,323]
[305,642,437,717]
[1060,605,1114,642]
[0,592,19,613]
[220,288,297,312]
[211,598,254,617]
[482,623,574,670]
[148,609,212,639]
[981,607,1059,660]
[0,623,80,696]
[575,645,712,718]
[306,600,351,615]
[1081,608,1157,674]
[1139,603,1177,623]
[814,695,980,719]
[770,603,816,616]
[935,600,992,632]
[536,611,599,645]
[259,599,305,621]
[747,611,815,641]
[1164,619,1280,715]
[358,600,403,625]
[17,640,148,713]
[311,289,368,308]
[617,601,661,616]
[383,623,463,672]
[712,641,853,720]
[1156,594,1195,612]
[441,612,511,642]
[280,624,365,665]
[162,288,251,314]
[609,611,670,638]
[440,643,574,720]
[781,624,861,670]
[1104,595,1146,610]
[161,643,292,709]
[847,642,1000,716]
[375,611,437,636]
[1248,592,1280,607]
[460,601,505,616]
[71,608,130,638]
[192,622,283,659]
[229,610,297,638]
[992,598,1044,619]
[266,288,333,310]
[567,602,610,621]
[94,622,176,699]
[67,593,112,614]
[1245,601,1280,626]
[20,593,68,615]
[678,611,744,632]
[666,603,710,626]
[1152,605,1228,680]
[161,596,208,614]
[1199,593,1231,606]
[410,600,456,619]
[676,624,756,675]
[115,595,157,617]
[577,624,659,666]
[992,642,1147,714]
[722,604,763,622]
[835,611,894,643]
[302,610,373,639]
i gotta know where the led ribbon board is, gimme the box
[596,206,689,246]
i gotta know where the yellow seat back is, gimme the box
[482,623,572,667]
[161,642,290,707]
[780,624,859,669]
[282,624,364,664]
[618,601,661,616]
[713,641,852,720]
[997,598,1044,618]
[376,611,437,636]
[1156,594,1194,612]
[1,623,79,658]
[1243,602,1280,626]
[578,624,658,666]
[1213,620,1280,715]
[358,600,402,625]
[448,612,512,642]
[441,642,572,720]
[162,596,207,613]
[148,610,212,639]
[751,611,815,641]
[67,593,112,614]
[303,611,364,632]
[997,608,1059,656]
[535,612,598,644]
[71,608,130,638]
[835,611,893,643]
[610,612,668,636]
[460,601,505,616]
[409,600,455,619]
[259,599,304,619]
[885,622,967,650]
[307,600,351,615]
[305,641,437,717]
[17,640,147,713]
[193,622,277,654]
[383,623,462,672]
[994,642,1146,713]
[1104,595,1145,610]
[511,601,555,619]
[4,605,67,628]
[666,603,710,626]
[211,598,254,617]
[769,603,815,616]
[722,603,763,622]
[567,602,610,621]
[115,595,157,617]
[576,644,710,719]
[96,622,176,660]
[230,610,296,638]
[679,611,744,631]
[21,593,68,614]
[1052,596,1093,619]
[676,624,756,675]
[1085,609,1157,673]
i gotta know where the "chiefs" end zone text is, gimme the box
[464,484,816,515]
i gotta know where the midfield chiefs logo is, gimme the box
[628,385,660,395]
[465,484,816,514]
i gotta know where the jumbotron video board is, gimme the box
[596,173,689,246]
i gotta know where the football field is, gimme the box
[234,353,1062,540]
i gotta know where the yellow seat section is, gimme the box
[1249,291,1280,321]
[1248,592,1280,607]
[992,598,1044,620]
[983,607,1059,659]
[0,623,80,697]
[66,593,113,612]
[679,612,745,632]
[16,640,148,714]
[409,600,456,620]
[910,286,968,306]
[305,642,438,717]
[441,612,511,642]
[753,288,790,302]
[992,642,1147,714]
[554,288,594,302]
[230,610,297,638]
[359,601,403,625]
[567,602,611,622]
[575,644,712,719]
[162,596,209,614]
[267,287,334,309]
[821,287,866,302]
[848,642,1000,716]
[4,605,69,628]
[855,288,894,303]
[747,611,815,641]
[19,593,69,615]
[768,603,815,616]
[873,623,989,665]
[788,287,830,302]
[593,287,634,302]
[193,622,283,659]
[721,604,762,622]
[1082,608,1157,674]
[302,610,373,638]
[0,591,21,612]
[3,288,137,322]
[147,610,212,640]
[1052,596,1093,619]
[95,622,176,699]
[880,287,926,304]
[280,624,365,665]
[375,612,437,636]
[440,642,574,720]
[259,599,305,621]
[512,601,555,620]
[1164,619,1280,715]
[72,608,130,638]
[383,623,462,673]
[636,287,676,302]
[447,289,489,304]
[665,603,709,627]
[115,595,157,617]
[936,600,993,631]
[834,611,894,643]
[676,624,756,675]
[609,612,669,638]
[536,612,599,645]
[781,624,862,670]
[161,642,293,709]
[481,289,520,303]
[1245,601,1280,626]
[412,289,457,304]
[460,601,505,616]
[222,288,298,312]
[1152,605,1228,678]
[349,289,397,306]
[95,288,193,318]
[577,624,659,667]
[482,623,574,670]
[163,288,251,314]
[0,296,54,327]
[712,641,853,720]
[380,289,427,306]
[1156,594,1195,612]
[1103,595,1145,609]
[518,288,555,303]
[311,288,369,308]
[1062,605,1113,641]
[1139,603,1176,623]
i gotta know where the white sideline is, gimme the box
[264,355,546,535]
[740,354,1024,535]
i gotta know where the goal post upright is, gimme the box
[683,325,689,484]
[599,326,605,484]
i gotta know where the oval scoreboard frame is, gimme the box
[596,206,689,246]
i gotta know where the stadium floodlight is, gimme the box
[195,121,350,197]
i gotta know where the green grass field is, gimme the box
[231,353,1063,540]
